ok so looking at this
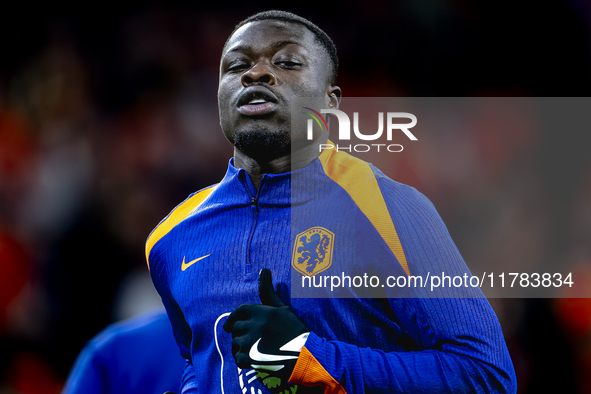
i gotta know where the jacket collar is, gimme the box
[218,156,328,207]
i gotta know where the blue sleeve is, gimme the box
[290,174,516,393]
[181,359,200,393]
[62,310,185,394]
[297,299,515,393]
[62,342,104,394]
[149,239,194,360]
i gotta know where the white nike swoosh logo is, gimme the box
[249,338,299,363]
[249,333,310,363]
[280,333,310,352]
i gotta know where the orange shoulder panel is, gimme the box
[318,143,409,276]
[145,186,216,269]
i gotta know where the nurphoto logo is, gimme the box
[303,107,418,153]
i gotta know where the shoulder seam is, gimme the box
[318,145,410,275]
[145,185,217,269]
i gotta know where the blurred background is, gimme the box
[0,0,590,392]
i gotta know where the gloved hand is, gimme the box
[223,268,310,389]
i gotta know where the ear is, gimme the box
[327,86,341,109]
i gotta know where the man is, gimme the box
[146,10,516,393]
[62,309,185,394]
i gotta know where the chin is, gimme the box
[233,127,291,162]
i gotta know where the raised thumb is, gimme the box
[258,268,285,307]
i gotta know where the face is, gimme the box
[218,20,337,161]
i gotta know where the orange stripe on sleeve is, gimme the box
[289,347,348,394]
[145,186,216,269]
[318,143,410,276]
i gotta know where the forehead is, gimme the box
[223,20,319,57]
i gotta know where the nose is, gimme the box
[241,62,276,87]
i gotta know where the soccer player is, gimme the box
[146,10,516,394]
[62,309,185,394]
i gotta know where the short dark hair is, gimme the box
[225,10,338,84]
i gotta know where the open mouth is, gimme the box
[238,98,277,116]
[237,90,278,116]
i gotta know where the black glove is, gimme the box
[223,268,310,389]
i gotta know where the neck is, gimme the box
[233,137,326,190]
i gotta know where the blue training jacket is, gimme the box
[146,145,516,394]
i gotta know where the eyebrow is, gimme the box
[226,40,304,55]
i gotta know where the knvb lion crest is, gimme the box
[292,227,334,276]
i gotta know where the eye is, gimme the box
[227,61,251,73]
[275,59,302,69]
